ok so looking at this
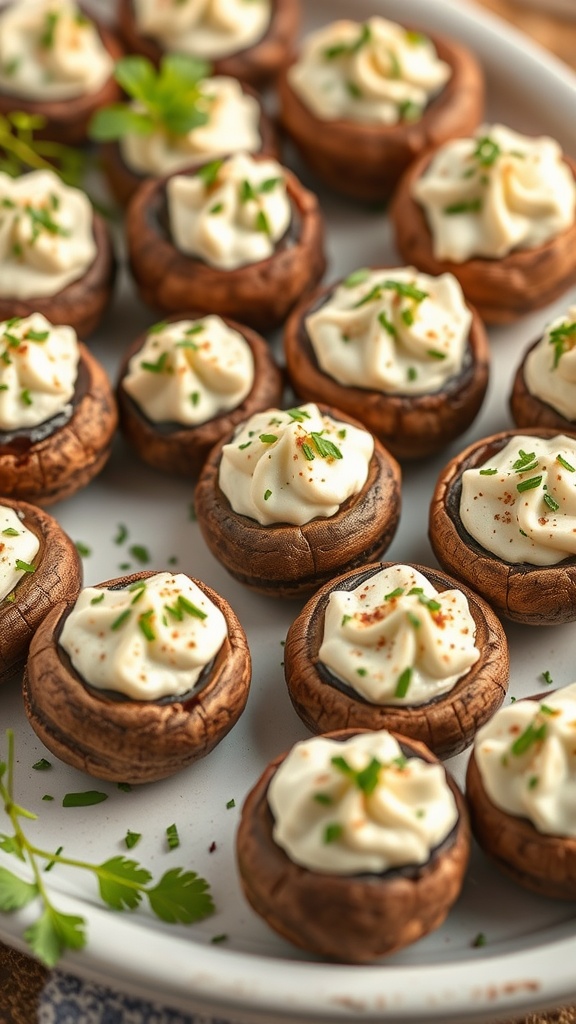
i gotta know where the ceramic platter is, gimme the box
[2,1,576,1021]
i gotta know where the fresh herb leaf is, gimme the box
[166,823,180,850]
[62,791,108,808]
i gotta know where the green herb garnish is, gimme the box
[0,730,214,967]
[394,667,412,698]
[166,824,180,850]
[62,791,109,808]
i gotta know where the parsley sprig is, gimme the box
[89,54,211,142]
[0,731,214,967]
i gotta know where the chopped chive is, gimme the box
[111,609,131,631]
[90,593,105,605]
[166,823,180,850]
[138,609,156,641]
[178,595,207,620]
[15,559,35,573]
[259,433,278,444]
[557,453,575,472]
[479,468,497,475]
[517,475,542,493]
[543,493,560,513]
[324,822,343,844]
[394,667,412,698]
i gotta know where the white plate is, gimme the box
[3,1,576,1021]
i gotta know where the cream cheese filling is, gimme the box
[288,16,450,125]
[0,505,40,603]
[59,572,228,701]
[0,0,113,101]
[218,402,374,526]
[268,730,459,874]
[167,152,291,270]
[0,170,96,300]
[123,315,254,425]
[523,306,576,422]
[132,0,271,60]
[305,267,472,395]
[460,434,576,565]
[474,683,576,838]
[412,123,576,263]
[319,565,479,706]
[0,313,79,431]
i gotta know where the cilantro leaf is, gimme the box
[89,105,154,141]
[97,856,152,911]
[24,906,86,968]
[147,868,215,924]
[0,867,38,910]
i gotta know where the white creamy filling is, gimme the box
[123,315,254,426]
[524,306,576,421]
[132,0,271,60]
[0,313,79,430]
[305,267,472,396]
[412,123,576,263]
[0,0,114,101]
[288,16,450,125]
[167,152,291,270]
[0,505,40,602]
[460,434,576,565]
[0,170,97,300]
[59,572,228,701]
[120,76,262,177]
[319,565,479,706]
[218,402,374,527]
[268,731,458,874]
[474,683,576,838]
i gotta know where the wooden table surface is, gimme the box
[2,1,576,1021]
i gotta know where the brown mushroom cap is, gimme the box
[194,406,402,598]
[236,728,471,963]
[429,427,576,625]
[0,498,82,686]
[510,336,576,434]
[0,213,116,339]
[22,571,252,784]
[0,12,123,145]
[466,707,576,900]
[284,562,509,759]
[0,342,118,506]
[125,161,326,332]
[117,0,300,90]
[117,313,284,477]
[283,276,490,460]
[277,30,484,203]
[99,84,280,207]
[390,151,576,324]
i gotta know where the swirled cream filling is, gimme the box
[0,0,113,100]
[132,0,271,60]
[120,76,262,177]
[59,572,228,701]
[523,306,576,422]
[123,315,254,426]
[218,402,374,526]
[474,683,576,837]
[288,16,450,125]
[0,170,96,299]
[319,565,479,706]
[305,267,472,395]
[268,730,458,874]
[0,505,40,603]
[412,123,576,262]
[460,434,576,565]
[0,313,79,430]
[167,152,291,270]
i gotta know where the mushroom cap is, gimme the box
[0,213,116,339]
[125,160,326,332]
[0,342,118,506]
[117,312,284,477]
[194,405,402,598]
[0,498,82,686]
[283,275,490,460]
[284,561,509,759]
[22,571,251,783]
[510,335,576,434]
[236,728,471,963]
[390,150,576,324]
[277,29,485,202]
[429,426,576,625]
[466,728,576,900]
